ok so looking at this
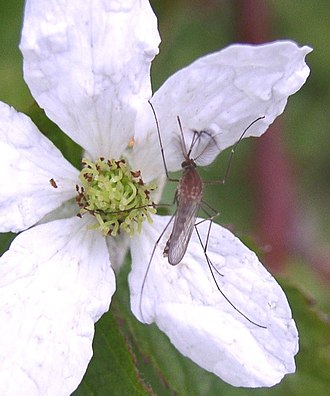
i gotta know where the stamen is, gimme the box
[76,158,156,236]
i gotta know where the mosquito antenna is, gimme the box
[148,101,170,178]
[176,116,189,160]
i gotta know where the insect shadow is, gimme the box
[139,102,266,328]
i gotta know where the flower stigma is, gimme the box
[76,158,157,236]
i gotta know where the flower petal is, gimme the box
[129,215,298,387]
[0,216,114,395]
[0,102,78,233]
[147,41,311,172]
[20,0,160,160]
[106,233,130,272]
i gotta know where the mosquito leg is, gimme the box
[194,216,267,329]
[139,213,175,322]
[200,199,220,217]
[195,195,222,277]
[194,218,223,278]
[204,116,265,186]
[197,199,219,255]
[194,221,266,328]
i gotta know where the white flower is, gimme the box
[0,0,311,394]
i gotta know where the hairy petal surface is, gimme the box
[129,215,298,387]
[20,0,160,159]
[0,102,78,233]
[0,216,114,396]
[143,41,311,172]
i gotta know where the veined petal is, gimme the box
[147,41,311,172]
[0,102,78,233]
[0,216,114,395]
[129,215,298,387]
[20,0,160,160]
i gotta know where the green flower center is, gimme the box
[76,158,157,236]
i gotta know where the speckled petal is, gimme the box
[129,215,298,387]
[20,0,160,159]
[0,216,114,395]
[0,102,78,233]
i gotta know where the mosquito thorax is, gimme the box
[76,157,157,236]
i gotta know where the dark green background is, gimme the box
[0,1,329,395]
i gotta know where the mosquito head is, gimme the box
[181,158,197,170]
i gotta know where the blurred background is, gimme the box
[0,1,329,395]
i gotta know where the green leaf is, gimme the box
[283,284,330,394]
[0,233,15,255]
[72,305,155,396]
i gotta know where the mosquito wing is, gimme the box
[166,198,200,265]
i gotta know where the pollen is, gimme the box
[128,136,135,148]
[76,158,157,236]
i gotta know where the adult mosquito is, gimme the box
[140,102,265,327]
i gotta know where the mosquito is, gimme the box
[140,102,265,327]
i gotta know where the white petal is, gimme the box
[0,216,114,395]
[106,233,130,272]
[148,41,311,172]
[20,0,160,159]
[0,102,78,233]
[129,215,298,387]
